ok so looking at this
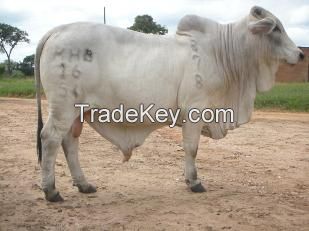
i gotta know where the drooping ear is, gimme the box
[248,17,276,34]
[177,15,206,36]
[250,6,266,19]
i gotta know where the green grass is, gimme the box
[255,83,309,112]
[0,76,36,98]
[0,76,308,111]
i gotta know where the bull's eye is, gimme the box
[273,26,281,33]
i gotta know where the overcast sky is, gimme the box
[0,0,308,62]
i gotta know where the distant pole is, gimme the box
[104,7,106,24]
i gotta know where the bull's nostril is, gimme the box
[299,52,305,61]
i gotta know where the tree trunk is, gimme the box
[7,57,12,75]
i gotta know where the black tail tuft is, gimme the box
[37,109,43,163]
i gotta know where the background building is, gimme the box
[276,47,309,82]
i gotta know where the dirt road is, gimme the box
[0,98,308,230]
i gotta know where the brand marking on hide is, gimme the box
[72,88,79,98]
[69,49,80,62]
[54,48,94,63]
[84,49,93,62]
[72,65,81,78]
[190,39,203,89]
[55,48,65,59]
[195,74,203,88]
[60,63,65,78]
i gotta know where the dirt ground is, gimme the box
[0,98,308,231]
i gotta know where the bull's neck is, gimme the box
[211,19,263,125]
[214,20,259,87]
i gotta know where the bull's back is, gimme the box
[40,22,188,110]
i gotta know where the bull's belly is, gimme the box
[84,115,163,155]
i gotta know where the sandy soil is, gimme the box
[0,98,308,231]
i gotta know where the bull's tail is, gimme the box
[35,38,44,163]
[35,29,57,163]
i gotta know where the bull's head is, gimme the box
[248,6,304,65]
[176,6,304,92]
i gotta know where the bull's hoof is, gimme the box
[77,184,97,194]
[44,191,64,202]
[190,183,206,193]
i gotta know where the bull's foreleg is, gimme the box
[62,126,96,194]
[182,122,206,193]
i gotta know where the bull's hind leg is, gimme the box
[41,109,77,202]
[182,122,206,193]
[62,125,96,194]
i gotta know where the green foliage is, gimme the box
[255,83,309,111]
[0,23,30,75]
[23,54,35,64]
[19,54,34,75]
[0,77,35,97]
[0,63,5,75]
[128,15,168,35]
[19,63,34,76]
[10,70,25,78]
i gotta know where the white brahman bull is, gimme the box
[35,6,304,201]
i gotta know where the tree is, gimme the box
[128,15,168,35]
[23,54,35,66]
[19,54,34,76]
[0,23,30,75]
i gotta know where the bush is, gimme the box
[0,63,5,76]
[19,64,34,76]
[11,70,25,78]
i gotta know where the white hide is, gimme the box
[38,6,301,155]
